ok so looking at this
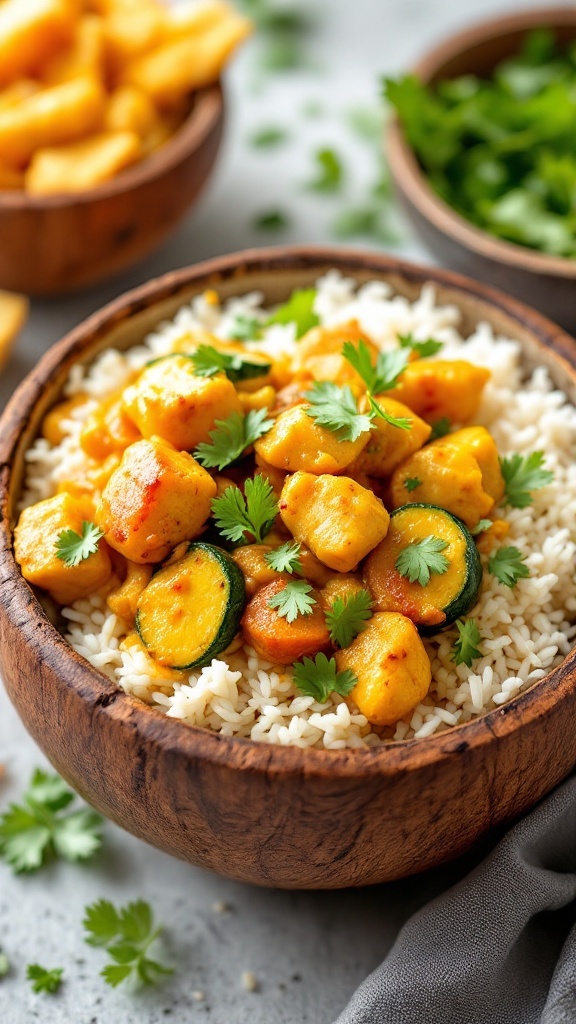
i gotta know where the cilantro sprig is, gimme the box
[194,409,273,471]
[266,287,319,338]
[500,451,554,508]
[228,315,264,341]
[292,652,357,703]
[268,580,316,623]
[488,546,530,588]
[211,475,277,545]
[307,148,343,192]
[398,333,443,358]
[303,381,373,442]
[27,965,64,994]
[265,540,302,574]
[84,899,173,989]
[471,519,492,536]
[55,522,104,568]
[190,345,270,383]
[395,536,450,587]
[0,769,103,874]
[452,618,483,668]
[342,340,412,430]
[326,589,373,648]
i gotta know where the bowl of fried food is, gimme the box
[1,247,576,888]
[386,7,576,331]
[0,0,251,296]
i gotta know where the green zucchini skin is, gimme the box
[136,541,246,670]
[394,504,482,636]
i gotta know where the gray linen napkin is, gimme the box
[335,773,576,1024]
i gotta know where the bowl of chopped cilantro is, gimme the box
[386,7,576,330]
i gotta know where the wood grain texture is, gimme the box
[386,8,576,332]
[1,247,576,889]
[0,86,223,297]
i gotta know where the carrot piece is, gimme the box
[241,579,330,665]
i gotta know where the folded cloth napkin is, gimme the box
[335,773,576,1024]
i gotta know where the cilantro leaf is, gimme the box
[211,475,278,545]
[342,339,410,394]
[253,210,290,231]
[398,333,444,358]
[194,409,273,471]
[228,315,264,341]
[471,519,492,535]
[303,381,372,442]
[264,541,302,574]
[83,899,172,989]
[500,451,554,508]
[266,287,319,338]
[250,126,288,147]
[404,477,422,493]
[27,965,63,994]
[268,580,316,623]
[395,535,450,586]
[488,546,530,588]
[452,618,483,668]
[292,652,357,703]
[0,769,102,873]
[429,417,451,440]
[325,589,373,648]
[307,148,343,192]
[190,344,270,383]
[55,521,104,568]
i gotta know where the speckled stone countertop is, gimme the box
[0,0,540,1020]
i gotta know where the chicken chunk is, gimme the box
[388,360,490,424]
[254,405,370,475]
[348,397,431,478]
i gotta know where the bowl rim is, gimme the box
[386,5,576,279]
[2,244,576,780]
[0,83,223,209]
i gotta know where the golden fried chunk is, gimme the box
[0,76,105,166]
[254,405,370,475]
[390,426,505,528]
[96,438,217,563]
[336,612,431,726]
[388,360,490,425]
[27,130,141,194]
[279,472,390,573]
[14,492,113,605]
[121,355,242,452]
[0,0,76,88]
[0,290,28,369]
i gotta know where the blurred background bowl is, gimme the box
[387,7,576,332]
[0,83,223,297]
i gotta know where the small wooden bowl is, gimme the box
[0,85,223,297]
[387,7,576,331]
[1,247,576,889]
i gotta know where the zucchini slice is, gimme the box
[363,503,482,635]
[136,542,246,670]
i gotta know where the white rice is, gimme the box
[20,272,576,748]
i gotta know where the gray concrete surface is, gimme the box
[0,0,545,1020]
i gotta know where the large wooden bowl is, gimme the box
[387,7,576,331]
[1,247,576,889]
[0,85,223,297]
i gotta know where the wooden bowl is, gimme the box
[1,247,576,890]
[387,7,576,331]
[0,85,223,297]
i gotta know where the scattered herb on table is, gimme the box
[84,899,173,989]
[396,536,450,587]
[27,965,64,995]
[500,451,554,508]
[293,652,357,703]
[347,105,384,143]
[306,147,343,192]
[55,522,104,567]
[253,210,290,231]
[326,590,373,648]
[238,0,315,73]
[0,769,103,874]
[332,204,399,244]
[266,287,319,337]
[488,546,530,588]
[429,417,451,440]
[342,340,412,430]
[384,31,576,257]
[398,333,444,358]
[249,126,288,147]
[194,409,273,471]
[471,519,492,536]
[265,540,302,574]
[404,477,422,493]
[211,475,278,545]
[452,618,483,668]
[303,381,373,442]
[0,952,9,978]
[190,345,270,383]
[268,580,316,622]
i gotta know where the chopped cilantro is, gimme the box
[395,535,450,587]
[292,652,357,703]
